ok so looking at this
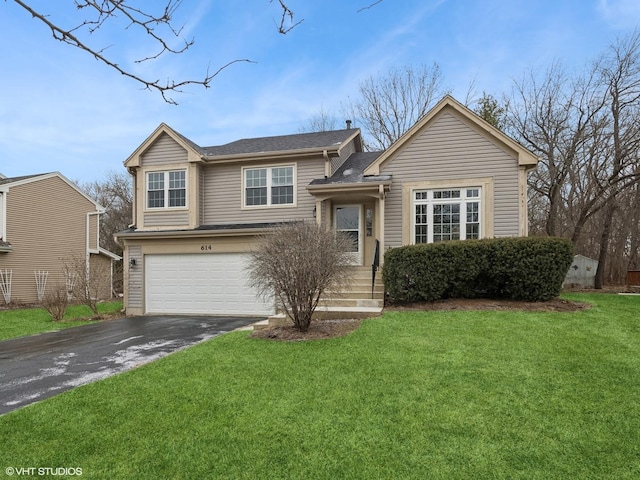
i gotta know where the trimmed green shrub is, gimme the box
[383,237,573,303]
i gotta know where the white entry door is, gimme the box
[145,253,274,316]
[335,205,362,265]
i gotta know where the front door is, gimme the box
[335,205,362,265]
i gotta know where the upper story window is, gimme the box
[413,187,481,244]
[146,170,186,209]
[244,165,294,207]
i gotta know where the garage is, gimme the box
[145,253,274,315]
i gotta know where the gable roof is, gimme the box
[124,123,363,167]
[364,95,539,175]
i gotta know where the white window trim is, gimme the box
[145,169,188,210]
[402,178,494,245]
[241,163,297,209]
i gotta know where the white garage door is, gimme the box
[145,254,274,315]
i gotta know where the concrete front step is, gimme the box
[318,298,383,308]
[258,306,383,330]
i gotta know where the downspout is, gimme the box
[323,150,331,178]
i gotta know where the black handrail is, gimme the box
[371,239,380,299]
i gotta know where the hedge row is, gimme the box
[383,237,573,303]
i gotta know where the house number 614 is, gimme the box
[200,245,212,251]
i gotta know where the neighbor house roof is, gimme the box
[0,172,105,211]
[0,173,48,187]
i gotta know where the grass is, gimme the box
[1,293,639,479]
[0,301,123,341]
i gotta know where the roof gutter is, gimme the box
[201,146,341,164]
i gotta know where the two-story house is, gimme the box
[0,172,121,305]
[116,95,538,316]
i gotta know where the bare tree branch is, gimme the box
[357,1,384,13]
[12,0,255,104]
[271,0,303,34]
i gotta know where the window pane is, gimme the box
[147,172,164,208]
[169,189,185,207]
[147,190,164,208]
[148,172,164,190]
[415,204,428,244]
[467,188,479,198]
[168,171,186,207]
[271,186,293,205]
[272,167,293,186]
[415,191,428,201]
[169,171,185,188]
[246,169,267,188]
[246,187,267,206]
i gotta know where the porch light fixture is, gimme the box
[129,258,136,267]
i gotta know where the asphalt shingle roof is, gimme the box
[0,173,48,186]
[201,129,357,156]
[309,152,391,185]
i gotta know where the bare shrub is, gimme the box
[41,284,69,322]
[247,222,353,332]
[64,255,112,316]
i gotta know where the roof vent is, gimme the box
[343,168,353,176]
[345,119,352,129]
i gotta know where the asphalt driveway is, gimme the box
[0,315,263,416]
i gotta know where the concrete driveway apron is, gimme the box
[0,315,262,416]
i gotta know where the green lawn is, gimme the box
[0,301,123,341]
[1,294,639,479]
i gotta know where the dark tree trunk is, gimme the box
[594,203,617,289]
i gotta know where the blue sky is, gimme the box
[1,0,639,183]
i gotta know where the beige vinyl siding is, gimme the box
[90,253,113,299]
[126,245,143,309]
[0,177,98,304]
[143,211,190,227]
[202,158,323,224]
[88,213,99,251]
[382,111,521,247]
[141,133,188,166]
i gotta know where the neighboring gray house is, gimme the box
[116,95,539,316]
[0,172,121,304]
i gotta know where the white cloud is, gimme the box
[598,0,640,28]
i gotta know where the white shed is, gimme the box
[563,254,598,289]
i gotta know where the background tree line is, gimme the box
[301,32,640,287]
[79,21,639,288]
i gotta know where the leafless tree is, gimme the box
[298,107,340,133]
[81,170,132,257]
[507,31,640,286]
[247,222,353,332]
[9,0,298,104]
[11,1,384,104]
[345,63,449,150]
